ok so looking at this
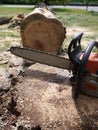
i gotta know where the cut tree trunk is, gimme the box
[20,7,66,54]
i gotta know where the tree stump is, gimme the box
[20,7,66,54]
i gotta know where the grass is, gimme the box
[0,25,20,37]
[0,31,20,38]
[52,8,98,51]
[0,64,8,68]
[0,42,11,52]
[0,7,98,28]
[53,8,98,29]
[0,7,33,17]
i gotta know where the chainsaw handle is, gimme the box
[73,41,98,99]
[68,32,83,64]
[81,41,98,66]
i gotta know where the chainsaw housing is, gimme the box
[68,33,98,98]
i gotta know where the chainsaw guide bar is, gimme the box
[10,47,73,70]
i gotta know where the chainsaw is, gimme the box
[10,32,98,99]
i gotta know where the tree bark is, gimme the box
[20,7,66,54]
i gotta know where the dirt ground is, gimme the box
[0,25,98,130]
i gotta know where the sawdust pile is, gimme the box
[0,60,98,130]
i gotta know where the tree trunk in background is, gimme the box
[86,1,89,11]
[20,6,66,54]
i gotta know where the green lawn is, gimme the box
[53,8,98,50]
[54,8,98,30]
[0,7,33,17]
[0,7,98,29]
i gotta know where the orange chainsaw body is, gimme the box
[68,32,98,98]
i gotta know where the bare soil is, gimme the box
[0,25,98,130]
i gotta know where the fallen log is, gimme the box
[0,17,12,25]
[20,6,66,54]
